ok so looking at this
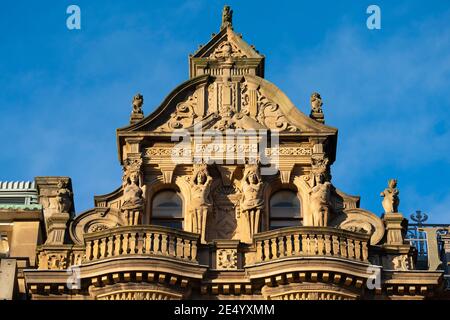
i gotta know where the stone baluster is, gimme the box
[256,241,263,262]
[114,234,121,256]
[362,241,368,261]
[137,232,144,254]
[264,239,270,261]
[317,234,324,255]
[176,237,183,257]
[129,232,136,254]
[161,234,168,255]
[332,235,339,256]
[340,236,348,258]
[271,238,278,258]
[278,236,285,257]
[107,236,114,257]
[145,232,151,254]
[92,239,99,260]
[85,241,92,261]
[183,239,191,260]
[293,234,300,255]
[347,238,355,259]
[168,235,175,256]
[301,235,308,254]
[154,233,160,254]
[354,240,361,260]
[311,235,318,254]
[99,238,107,259]
[122,233,129,254]
[286,234,293,256]
[191,241,197,261]
[324,234,331,255]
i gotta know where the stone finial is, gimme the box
[309,92,325,124]
[381,179,399,213]
[130,93,144,124]
[221,5,233,30]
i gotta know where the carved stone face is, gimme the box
[130,172,139,185]
[196,172,207,185]
[249,172,258,184]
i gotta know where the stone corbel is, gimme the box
[277,162,295,184]
[157,163,177,184]
[217,165,238,187]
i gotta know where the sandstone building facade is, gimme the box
[1,6,449,300]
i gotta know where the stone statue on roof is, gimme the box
[221,5,233,29]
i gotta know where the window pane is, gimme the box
[269,220,299,230]
[152,220,183,230]
[152,191,182,218]
[270,190,300,219]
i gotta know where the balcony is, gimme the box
[83,225,200,264]
[252,226,370,264]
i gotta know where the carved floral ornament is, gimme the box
[210,40,246,60]
[153,80,300,133]
[216,248,238,270]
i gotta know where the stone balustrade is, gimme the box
[83,225,199,263]
[253,227,370,264]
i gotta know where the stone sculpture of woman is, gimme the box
[56,180,72,214]
[122,172,144,210]
[308,174,331,227]
[189,164,212,243]
[122,171,144,225]
[240,164,264,238]
[380,179,399,213]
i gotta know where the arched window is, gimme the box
[151,190,183,229]
[269,190,301,230]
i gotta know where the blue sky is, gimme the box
[0,1,449,223]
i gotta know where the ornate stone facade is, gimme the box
[1,6,449,301]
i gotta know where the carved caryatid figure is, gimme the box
[240,164,264,238]
[221,5,233,29]
[189,164,212,243]
[122,171,144,210]
[56,180,72,214]
[122,171,144,225]
[380,179,399,213]
[132,93,144,115]
[308,174,331,227]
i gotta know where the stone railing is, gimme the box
[83,225,199,263]
[253,227,370,264]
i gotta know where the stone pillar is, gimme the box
[46,213,71,244]
[35,177,74,245]
[441,232,450,272]
[383,212,407,246]
[0,259,17,300]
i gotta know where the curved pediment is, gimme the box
[330,208,385,245]
[118,75,336,135]
[69,207,126,245]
